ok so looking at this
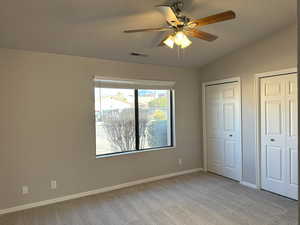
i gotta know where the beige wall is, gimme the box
[198,24,297,185]
[0,48,202,210]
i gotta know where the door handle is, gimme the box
[229,134,233,137]
[270,138,275,142]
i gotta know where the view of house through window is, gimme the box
[95,87,173,156]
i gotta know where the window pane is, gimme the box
[138,90,172,149]
[95,88,135,155]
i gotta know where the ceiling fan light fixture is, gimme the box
[174,31,185,45]
[163,35,175,48]
[180,35,192,48]
[173,31,192,48]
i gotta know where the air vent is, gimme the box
[130,52,148,57]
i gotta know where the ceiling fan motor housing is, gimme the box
[169,0,191,25]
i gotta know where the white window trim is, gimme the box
[94,76,176,89]
[96,146,176,159]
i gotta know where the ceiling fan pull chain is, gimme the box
[177,45,184,60]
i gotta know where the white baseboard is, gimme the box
[0,168,203,215]
[240,181,258,189]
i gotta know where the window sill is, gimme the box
[96,146,176,159]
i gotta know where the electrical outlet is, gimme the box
[51,180,57,189]
[22,186,29,195]
[178,158,182,166]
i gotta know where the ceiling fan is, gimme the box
[124,0,236,49]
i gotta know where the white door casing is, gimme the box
[205,81,242,181]
[260,74,298,199]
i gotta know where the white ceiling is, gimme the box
[0,0,296,68]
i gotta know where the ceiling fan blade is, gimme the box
[188,10,236,28]
[124,27,172,33]
[156,5,180,26]
[185,29,218,42]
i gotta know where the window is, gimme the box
[95,88,136,154]
[94,82,174,156]
[138,90,172,150]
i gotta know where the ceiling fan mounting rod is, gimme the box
[168,0,191,25]
[169,0,184,14]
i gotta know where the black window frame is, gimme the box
[95,88,174,157]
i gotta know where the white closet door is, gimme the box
[260,74,298,199]
[285,75,298,199]
[205,82,241,181]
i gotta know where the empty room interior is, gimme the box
[0,0,298,224]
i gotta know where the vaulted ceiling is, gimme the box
[0,0,296,68]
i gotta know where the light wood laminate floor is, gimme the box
[0,172,298,225]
